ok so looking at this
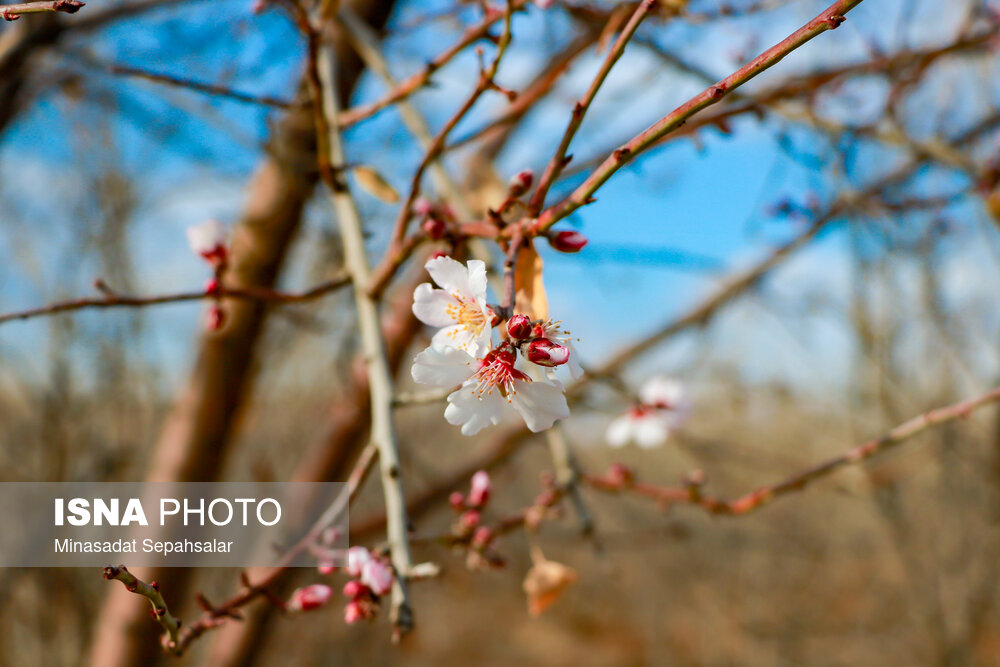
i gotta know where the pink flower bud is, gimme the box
[468,470,491,508]
[460,509,481,530]
[206,305,225,331]
[413,197,434,216]
[525,338,570,367]
[343,580,366,598]
[548,230,588,253]
[287,584,333,612]
[422,217,447,239]
[506,314,532,341]
[204,278,220,295]
[508,169,534,195]
[346,546,372,578]
[186,219,228,266]
[360,559,393,596]
[317,561,335,575]
[472,526,493,548]
[449,491,465,510]
[344,600,364,624]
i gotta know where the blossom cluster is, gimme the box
[410,256,578,435]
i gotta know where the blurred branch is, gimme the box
[0,273,350,326]
[80,55,298,109]
[583,387,1000,515]
[1,0,82,21]
[102,566,181,655]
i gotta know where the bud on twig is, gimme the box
[525,338,570,367]
[506,314,532,341]
[286,584,333,612]
[547,230,588,253]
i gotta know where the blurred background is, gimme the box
[2,0,1000,664]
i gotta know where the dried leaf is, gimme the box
[514,243,549,321]
[523,557,577,616]
[352,165,400,204]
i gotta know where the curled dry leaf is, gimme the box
[352,165,400,204]
[523,554,577,616]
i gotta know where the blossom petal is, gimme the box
[445,383,506,435]
[510,379,569,433]
[431,324,481,356]
[425,256,477,298]
[634,416,669,448]
[411,346,476,387]
[606,415,634,447]
[638,377,686,409]
[412,283,459,327]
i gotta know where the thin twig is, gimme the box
[1,0,82,20]
[102,565,182,655]
[528,0,655,213]
[0,273,350,326]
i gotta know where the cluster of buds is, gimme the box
[186,219,229,331]
[449,471,499,565]
[505,315,571,368]
[342,546,393,625]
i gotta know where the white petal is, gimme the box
[445,383,506,435]
[509,379,569,433]
[426,256,472,295]
[186,219,225,255]
[412,283,459,327]
[411,346,476,387]
[431,324,479,354]
[464,260,488,300]
[634,416,669,449]
[639,376,686,408]
[606,415,634,447]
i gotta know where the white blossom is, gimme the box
[412,256,494,358]
[411,345,569,436]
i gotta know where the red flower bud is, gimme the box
[206,305,225,331]
[506,314,532,340]
[449,491,465,510]
[525,338,570,367]
[548,230,588,253]
[508,169,534,195]
[460,509,481,530]
[204,278,220,295]
[468,470,491,508]
[344,600,364,624]
[429,250,448,260]
[343,579,366,599]
[422,217,447,239]
[287,584,333,612]
[472,526,493,548]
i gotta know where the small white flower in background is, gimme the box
[185,219,228,266]
[412,256,494,358]
[411,344,569,436]
[606,377,690,448]
[639,376,690,414]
